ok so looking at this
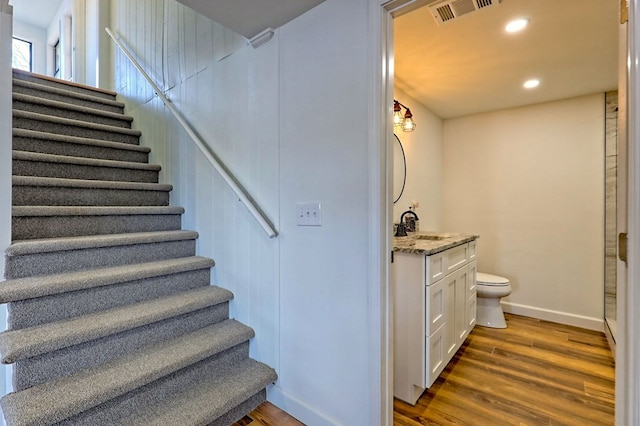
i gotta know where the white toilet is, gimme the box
[476,272,512,329]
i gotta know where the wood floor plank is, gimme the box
[394,314,615,426]
[231,402,304,426]
[235,314,615,426]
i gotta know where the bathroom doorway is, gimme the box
[382,0,624,423]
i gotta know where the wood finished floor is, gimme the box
[395,313,615,426]
[233,401,304,426]
[235,314,615,426]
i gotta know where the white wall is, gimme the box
[1,1,12,424]
[276,1,374,424]
[111,0,279,368]
[12,19,46,74]
[46,0,72,79]
[442,94,605,329]
[110,0,381,424]
[393,88,443,231]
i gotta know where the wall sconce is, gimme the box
[393,100,416,132]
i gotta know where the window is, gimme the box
[12,37,32,72]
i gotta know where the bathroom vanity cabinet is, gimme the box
[393,238,477,405]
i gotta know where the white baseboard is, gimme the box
[501,301,604,332]
[267,385,341,426]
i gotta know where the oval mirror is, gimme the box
[393,134,406,204]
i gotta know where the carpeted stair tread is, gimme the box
[12,69,117,100]
[124,359,277,426]
[12,151,160,184]
[0,255,212,303]
[12,151,160,172]
[0,319,254,426]
[12,175,171,191]
[12,205,185,240]
[4,70,276,426]
[5,231,197,279]
[13,93,133,128]
[0,286,234,364]
[13,77,124,110]
[13,110,141,138]
[13,128,150,159]
[12,205,184,218]
[6,230,198,256]
[12,79,125,113]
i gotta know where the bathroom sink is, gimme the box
[414,234,449,241]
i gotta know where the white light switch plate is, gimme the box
[297,202,322,226]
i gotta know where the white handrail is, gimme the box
[105,27,278,238]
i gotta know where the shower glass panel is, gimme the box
[605,91,617,342]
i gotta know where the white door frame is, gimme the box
[618,2,640,424]
[374,2,427,425]
[375,1,640,425]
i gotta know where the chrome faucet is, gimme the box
[400,210,420,233]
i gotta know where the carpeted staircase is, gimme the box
[0,69,277,426]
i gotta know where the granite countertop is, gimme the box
[393,232,479,256]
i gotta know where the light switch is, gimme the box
[297,202,322,226]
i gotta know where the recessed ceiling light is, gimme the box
[523,79,540,89]
[506,18,529,33]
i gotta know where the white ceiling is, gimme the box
[9,0,618,120]
[10,0,325,40]
[176,0,326,39]
[394,0,619,119]
[9,0,62,29]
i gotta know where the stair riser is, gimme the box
[13,135,149,163]
[13,305,230,391]
[210,391,267,426]
[12,158,159,183]
[13,116,140,145]
[13,84,124,113]
[9,269,210,329]
[13,99,132,129]
[57,342,250,426]
[13,213,181,240]
[13,72,117,101]
[5,239,196,279]
[13,186,170,207]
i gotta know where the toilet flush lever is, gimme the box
[619,232,628,263]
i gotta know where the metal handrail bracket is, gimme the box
[105,27,277,238]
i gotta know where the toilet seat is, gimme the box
[476,272,510,286]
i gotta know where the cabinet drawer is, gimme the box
[426,278,446,335]
[469,239,477,262]
[426,251,446,285]
[445,243,469,274]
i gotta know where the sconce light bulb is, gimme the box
[402,109,416,132]
[393,101,404,127]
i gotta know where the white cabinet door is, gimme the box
[466,260,477,333]
[427,277,446,334]
[454,265,469,345]
[426,323,446,387]
[443,272,457,358]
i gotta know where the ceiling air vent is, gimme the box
[429,0,501,25]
